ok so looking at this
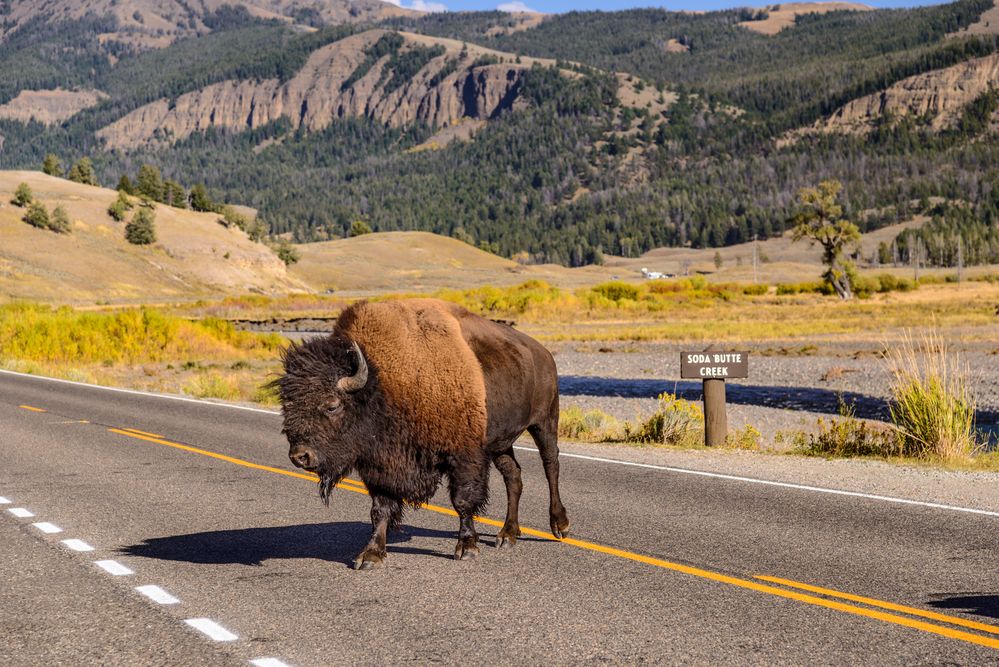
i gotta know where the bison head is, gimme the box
[275,335,373,503]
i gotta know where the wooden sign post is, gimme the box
[680,348,749,446]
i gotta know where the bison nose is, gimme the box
[289,448,316,470]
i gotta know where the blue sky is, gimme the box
[387,1,949,16]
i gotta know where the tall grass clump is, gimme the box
[794,399,899,458]
[558,405,625,442]
[624,392,703,447]
[885,332,977,461]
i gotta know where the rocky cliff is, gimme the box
[97,30,556,151]
[816,53,999,134]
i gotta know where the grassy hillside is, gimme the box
[0,171,305,303]
[290,231,620,293]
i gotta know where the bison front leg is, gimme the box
[353,494,401,571]
[448,455,490,561]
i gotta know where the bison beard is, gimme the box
[318,471,337,507]
[277,298,570,569]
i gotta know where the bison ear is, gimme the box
[337,340,368,393]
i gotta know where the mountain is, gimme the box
[0,0,413,46]
[0,0,997,268]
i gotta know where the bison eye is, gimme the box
[324,404,341,414]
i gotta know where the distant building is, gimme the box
[641,267,673,280]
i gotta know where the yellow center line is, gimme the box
[104,427,999,651]
[121,427,165,439]
[754,575,999,636]
[19,404,47,412]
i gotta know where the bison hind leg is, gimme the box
[528,420,570,539]
[448,451,490,561]
[492,447,523,548]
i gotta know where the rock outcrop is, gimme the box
[97,30,550,151]
[817,53,999,134]
[0,89,107,126]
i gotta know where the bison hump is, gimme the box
[335,299,488,452]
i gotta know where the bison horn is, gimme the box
[337,341,368,393]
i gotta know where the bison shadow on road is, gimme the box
[121,522,469,567]
[558,376,999,442]
[928,594,999,620]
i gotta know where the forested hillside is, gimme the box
[0,1,997,266]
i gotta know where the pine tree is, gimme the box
[11,182,32,207]
[125,208,156,245]
[22,202,50,230]
[188,183,217,212]
[67,157,98,186]
[219,205,247,230]
[108,191,133,221]
[136,164,164,202]
[49,205,71,234]
[117,175,135,195]
[42,153,63,177]
[349,219,373,236]
[274,240,300,265]
[165,180,187,209]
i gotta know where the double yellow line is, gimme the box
[17,404,998,651]
[101,425,999,651]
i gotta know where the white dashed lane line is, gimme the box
[94,559,134,576]
[62,538,94,552]
[135,584,180,605]
[2,498,296,666]
[32,521,63,534]
[185,618,239,642]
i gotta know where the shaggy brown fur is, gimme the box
[334,299,488,453]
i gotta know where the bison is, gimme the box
[276,298,570,569]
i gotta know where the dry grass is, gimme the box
[884,331,979,461]
[622,392,704,447]
[0,303,286,404]
[0,171,303,304]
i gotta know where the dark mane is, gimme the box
[272,334,371,402]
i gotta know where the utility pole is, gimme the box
[752,234,758,284]
[957,235,963,284]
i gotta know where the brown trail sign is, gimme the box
[680,349,750,446]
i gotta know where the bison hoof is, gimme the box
[352,549,387,571]
[550,514,570,540]
[496,524,520,548]
[454,538,480,561]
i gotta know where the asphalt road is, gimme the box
[1,369,997,666]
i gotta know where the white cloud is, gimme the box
[410,0,448,11]
[497,1,535,12]
[381,0,448,11]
